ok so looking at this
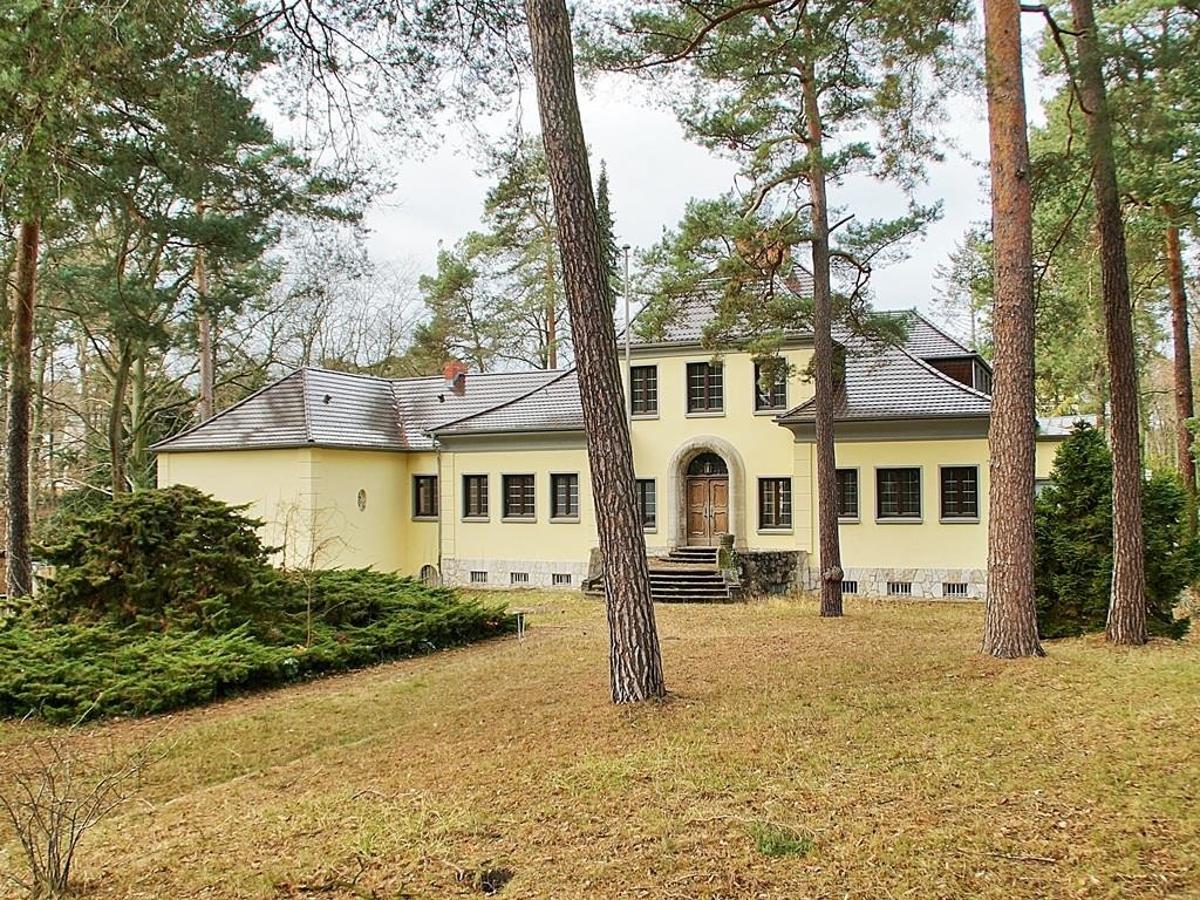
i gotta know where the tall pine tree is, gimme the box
[980,0,1043,657]
[595,160,621,311]
[591,0,968,616]
[525,0,665,702]
[1068,0,1147,645]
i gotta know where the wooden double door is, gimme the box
[686,476,729,546]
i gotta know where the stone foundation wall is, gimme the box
[735,550,807,596]
[806,566,988,601]
[442,557,591,591]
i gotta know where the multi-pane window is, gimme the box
[636,479,657,529]
[753,360,788,411]
[463,474,488,519]
[686,362,724,413]
[836,469,859,520]
[502,474,536,519]
[877,467,922,520]
[759,478,793,529]
[550,473,580,520]
[974,361,993,395]
[630,365,658,416]
[940,466,979,519]
[413,475,439,518]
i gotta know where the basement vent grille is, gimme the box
[887,581,912,597]
[552,573,572,586]
[510,571,530,585]
[942,582,968,598]
[470,570,487,584]
[841,580,858,595]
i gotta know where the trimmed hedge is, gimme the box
[0,570,515,724]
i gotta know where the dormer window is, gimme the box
[928,356,992,395]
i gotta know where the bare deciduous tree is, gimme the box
[1,736,160,897]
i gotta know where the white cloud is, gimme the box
[361,11,1057,318]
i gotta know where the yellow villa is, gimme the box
[154,298,1073,600]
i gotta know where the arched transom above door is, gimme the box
[686,452,728,477]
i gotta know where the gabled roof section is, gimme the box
[392,369,565,448]
[778,334,993,425]
[154,305,994,452]
[153,368,409,452]
[153,366,571,453]
[431,369,584,437]
[889,311,975,358]
[629,275,816,348]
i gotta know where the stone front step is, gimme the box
[668,547,719,561]
[587,575,735,603]
[586,545,736,603]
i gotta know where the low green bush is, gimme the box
[4,487,515,723]
[0,570,515,724]
[1035,424,1195,639]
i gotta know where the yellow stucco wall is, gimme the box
[158,447,439,574]
[403,452,441,576]
[628,345,814,551]
[1036,438,1064,479]
[305,448,421,573]
[800,434,1068,571]
[829,439,990,570]
[438,443,597,564]
[157,448,319,566]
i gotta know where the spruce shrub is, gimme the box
[37,485,282,632]
[1034,424,1195,639]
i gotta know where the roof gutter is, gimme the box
[628,332,815,353]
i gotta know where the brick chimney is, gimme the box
[443,360,468,396]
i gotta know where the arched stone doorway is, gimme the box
[666,437,748,550]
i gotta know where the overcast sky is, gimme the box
[358,20,1055,320]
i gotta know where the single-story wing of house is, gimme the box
[154,296,1076,599]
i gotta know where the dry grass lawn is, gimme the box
[1,593,1198,899]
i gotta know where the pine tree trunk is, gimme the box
[0,240,14,372]
[195,236,215,421]
[1070,0,1147,646]
[29,334,50,518]
[108,343,133,497]
[129,351,149,490]
[545,251,558,370]
[801,69,843,617]
[5,218,38,598]
[981,0,1043,657]
[524,0,665,702]
[1165,221,1195,534]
